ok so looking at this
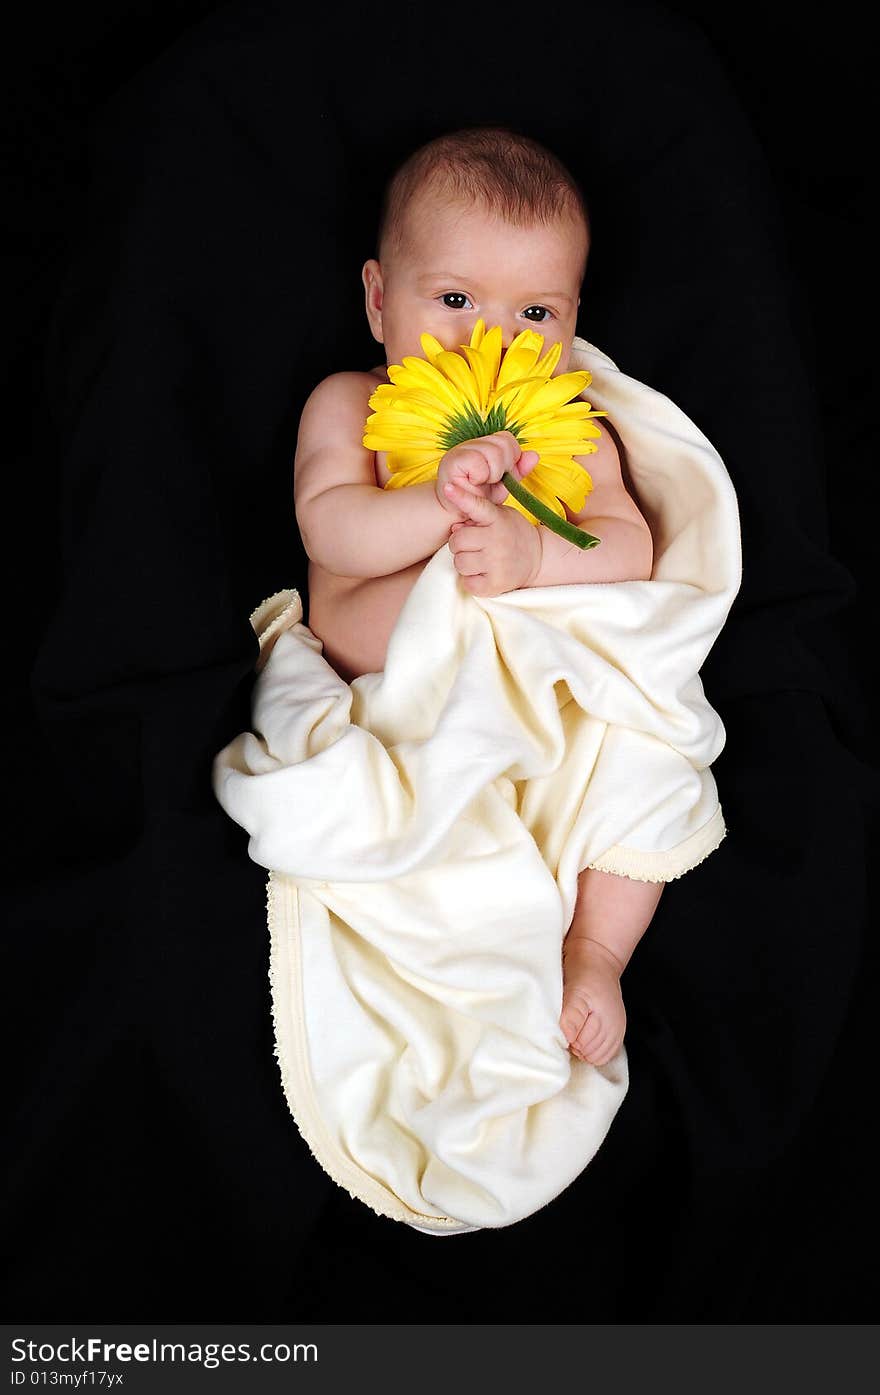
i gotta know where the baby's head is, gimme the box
[363,127,590,376]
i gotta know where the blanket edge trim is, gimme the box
[584,807,727,882]
[265,870,479,1235]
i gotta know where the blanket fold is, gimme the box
[212,337,742,1232]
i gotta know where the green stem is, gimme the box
[502,472,601,550]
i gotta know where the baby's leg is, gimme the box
[560,870,664,1065]
[560,934,626,1066]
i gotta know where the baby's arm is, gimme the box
[444,422,653,596]
[295,373,460,578]
[532,423,654,585]
[568,866,663,973]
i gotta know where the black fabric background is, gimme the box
[4,0,876,1319]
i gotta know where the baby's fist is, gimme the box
[435,432,538,515]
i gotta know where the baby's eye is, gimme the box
[523,305,553,323]
[439,292,473,310]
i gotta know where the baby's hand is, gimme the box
[435,430,538,516]
[559,935,627,1066]
[445,489,543,596]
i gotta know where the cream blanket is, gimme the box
[212,337,742,1234]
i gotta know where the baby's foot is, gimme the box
[560,933,626,1066]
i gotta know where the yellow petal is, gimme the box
[496,380,548,420]
[419,332,446,364]
[368,394,451,428]
[508,327,547,356]
[364,421,442,445]
[496,335,543,388]
[432,350,482,408]
[382,454,443,486]
[363,426,441,450]
[460,346,492,416]
[368,383,405,410]
[523,461,593,510]
[493,376,566,424]
[388,357,465,412]
[518,371,591,416]
[364,414,440,440]
[385,447,441,470]
[461,325,502,413]
[489,374,549,416]
[518,402,603,426]
[533,339,563,378]
[517,419,603,442]
[540,461,594,495]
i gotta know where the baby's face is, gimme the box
[363,196,585,376]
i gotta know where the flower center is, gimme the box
[438,401,522,451]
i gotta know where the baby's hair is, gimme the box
[376,126,590,284]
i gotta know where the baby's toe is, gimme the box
[560,988,592,1044]
[587,1029,623,1066]
[573,1015,603,1057]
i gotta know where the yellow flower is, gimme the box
[362,320,606,538]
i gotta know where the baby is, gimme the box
[294,127,665,1069]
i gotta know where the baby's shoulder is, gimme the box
[304,369,380,412]
[297,370,384,445]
